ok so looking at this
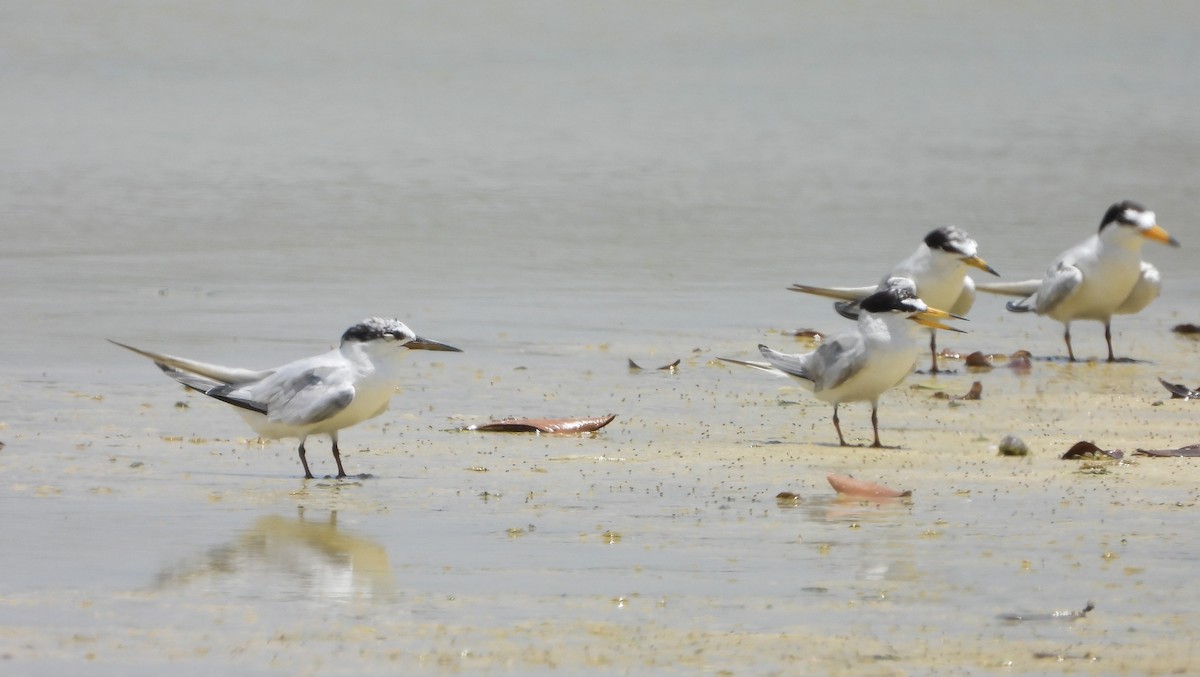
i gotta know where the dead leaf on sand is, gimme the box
[1159,378,1200,399]
[1061,441,1124,460]
[1135,444,1200,458]
[461,414,617,434]
[628,359,680,372]
[931,381,983,401]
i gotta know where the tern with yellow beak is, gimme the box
[111,317,462,479]
[977,200,1179,361]
[721,279,965,448]
[788,225,996,373]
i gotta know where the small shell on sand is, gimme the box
[826,473,911,498]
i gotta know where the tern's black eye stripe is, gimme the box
[1099,199,1147,231]
[341,324,382,343]
[922,226,970,255]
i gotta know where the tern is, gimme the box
[788,225,997,373]
[111,317,462,479]
[721,279,965,448]
[976,200,1179,362]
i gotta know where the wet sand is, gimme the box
[4,329,1200,675]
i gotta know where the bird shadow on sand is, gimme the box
[310,473,375,482]
[1033,355,1150,365]
[749,439,902,450]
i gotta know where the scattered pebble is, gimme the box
[1006,350,1034,373]
[998,435,1029,456]
[965,351,991,369]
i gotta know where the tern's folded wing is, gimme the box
[949,277,977,317]
[1033,262,1083,315]
[805,334,867,392]
[255,365,357,427]
[1116,262,1162,315]
[757,344,815,383]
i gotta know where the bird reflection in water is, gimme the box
[154,509,395,601]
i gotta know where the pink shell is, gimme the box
[826,473,911,498]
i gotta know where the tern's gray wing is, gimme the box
[1115,261,1162,315]
[1033,261,1083,315]
[949,276,977,316]
[757,344,814,382]
[804,333,867,392]
[243,365,357,427]
[154,362,269,414]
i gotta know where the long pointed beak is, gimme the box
[962,255,1000,276]
[405,336,463,352]
[909,306,968,333]
[1141,223,1181,247]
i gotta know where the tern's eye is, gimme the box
[382,333,397,342]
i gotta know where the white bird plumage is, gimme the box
[722,279,965,447]
[976,200,1179,361]
[788,225,996,372]
[111,317,462,478]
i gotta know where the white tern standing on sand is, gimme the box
[112,317,462,479]
[788,225,996,373]
[722,279,966,448]
[977,201,1179,361]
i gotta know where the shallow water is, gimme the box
[3,1,1200,674]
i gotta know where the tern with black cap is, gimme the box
[977,200,1179,362]
[722,278,967,448]
[788,225,997,373]
[111,317,462,478]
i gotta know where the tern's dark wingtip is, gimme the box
[1006,300,1033,313]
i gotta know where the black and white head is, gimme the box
[340,317,462,352]
[923,226,999,275]
[1099,200,1179,247]
[861,278,965,331]
[862,278,926,316]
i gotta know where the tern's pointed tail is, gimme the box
[787,283,877,302]
[975,279,1041,298]
[107,339,273,385]
[756,344,815,381]
[975,280,1041,313]
[717,355,781,375]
